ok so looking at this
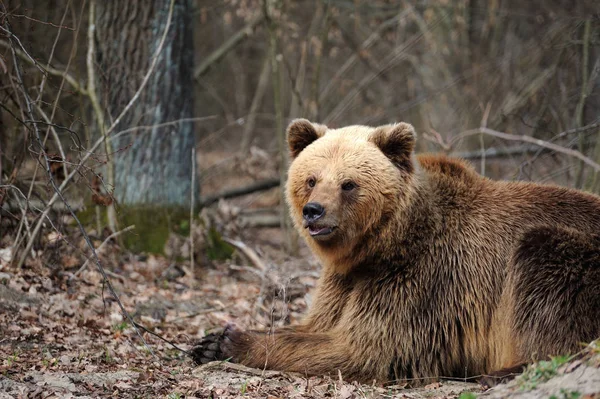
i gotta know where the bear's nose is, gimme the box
[303,202,325,222]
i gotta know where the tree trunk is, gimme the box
[94,0,196,207]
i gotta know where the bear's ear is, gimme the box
[287,119,327,158]
[370,122,416,173]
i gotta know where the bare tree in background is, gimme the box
[94,0,196,207]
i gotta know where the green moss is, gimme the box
[117,206,189,254]
[77,204,234,258]
[206,226,234,260]
[77,205,187,254]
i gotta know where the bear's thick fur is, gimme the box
[198,119,600,385]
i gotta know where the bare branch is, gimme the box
[453,126,600,172]
[193,13,265,79]
[0,38,87,95]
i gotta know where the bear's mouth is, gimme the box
[306,224,335,237]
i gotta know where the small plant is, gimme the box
[517,355,570,390]
[5,352,18,367]
[103,346,114,364]
[550,388,581,399]
[112,321,128,332]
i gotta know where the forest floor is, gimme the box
[1,150,599,398]
[1,220,599,399]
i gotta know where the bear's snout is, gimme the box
[303,202,325,222]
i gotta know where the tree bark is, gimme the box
[94,0,196,207]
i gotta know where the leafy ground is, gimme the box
[1,223,599,399]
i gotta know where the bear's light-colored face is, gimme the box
[285,119,416,250]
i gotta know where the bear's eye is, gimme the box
[307,177,316,188]
[341,181,357,191]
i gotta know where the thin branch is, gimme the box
[455,126,600,172]
[319,10,408,104]
[35,0,72,104]
[189,148,196,280]
[0,39,87,95]
[451,145,543,159]
[241,57,271,151]
[110,116,218,141]
[29,105,69,179]
[193,13,265,79]
[575,18,592,188]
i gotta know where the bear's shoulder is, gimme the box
[416,153,479,182]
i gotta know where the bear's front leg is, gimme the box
[193,324,373,382]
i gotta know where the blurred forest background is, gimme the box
[1,0,600,262]
[1,1,600,397]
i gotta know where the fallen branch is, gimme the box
[200,178,279,207]
[223,237,267,272]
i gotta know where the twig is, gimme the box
[453,126,600,172]
[241,57,271,152]
[451,145,543,159]
[574,18,592,188]
[200,178,279,207]
[110,116,218,142]
[193,13,265,78]
[0,39,87,95]
[30,104,69,179]
[479,103,492,176]
[35,0,71,104]
[72,225,136,278]
[189,148,196,280]
[229,264,265,279]
[132,321,191,355]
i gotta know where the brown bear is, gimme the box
[193,119,600,385]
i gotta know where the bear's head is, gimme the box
[286,119,417,257]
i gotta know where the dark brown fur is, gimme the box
[197,120,600,385]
